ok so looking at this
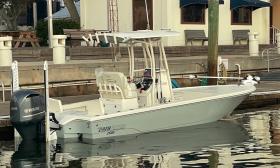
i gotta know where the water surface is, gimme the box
[1,106,280,167]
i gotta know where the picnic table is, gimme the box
[0,31,20,38]
[13,31,40,48]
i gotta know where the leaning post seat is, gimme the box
[96,71,139,113]
[96,72,138,99]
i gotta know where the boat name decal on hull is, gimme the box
[97,124,126,135]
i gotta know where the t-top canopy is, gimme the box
[180,0,224,8]
[99,30,180,43]
[230,0,271,10]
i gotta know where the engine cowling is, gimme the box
[10,89,45,141]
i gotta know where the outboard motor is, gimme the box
[10,89,46,141]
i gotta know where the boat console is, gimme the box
[96,71,139,114]
[135,69,154,91]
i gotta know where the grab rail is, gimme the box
[261,47,280,72]
[235,64,241,82]
[98,83,124,99]
[0,81,5,102]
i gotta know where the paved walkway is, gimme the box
[255,81,280,92]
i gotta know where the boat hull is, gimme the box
[56,92,249,140]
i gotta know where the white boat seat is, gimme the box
[49,98,63,113]
[97,72,137,99]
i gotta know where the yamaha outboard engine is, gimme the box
[10,90,46,141]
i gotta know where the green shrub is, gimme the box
[36,20,80,45]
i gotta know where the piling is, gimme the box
[52,35,67,64]
[248,32,259,56]
[207,0,219,85]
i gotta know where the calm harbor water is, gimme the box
[1,105,280,167]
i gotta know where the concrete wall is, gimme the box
[80,0,270,46]
[272,0,280,29]
[1,53,279,86]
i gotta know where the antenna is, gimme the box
[144,0,150,30]
[108,0,121,62]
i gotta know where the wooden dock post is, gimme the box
[207,0,219,85]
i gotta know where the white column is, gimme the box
[47,0,53,48]
[0,36,12,66]
[248,32,259,56]
[33,2,38,28]
[52,35,67,64]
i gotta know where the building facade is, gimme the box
[271,0,280,29]
[80,0,271,46]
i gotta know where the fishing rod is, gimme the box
[182,74,261,85]
[185,75,244,80]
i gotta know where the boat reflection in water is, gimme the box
[8,109,280,167]
[10,120,248,167]
[270,111,280,155]
[54,121,248,167]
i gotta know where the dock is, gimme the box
[239,81,280,109]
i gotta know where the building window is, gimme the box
[231,7,252,25]
[181,5,206,24]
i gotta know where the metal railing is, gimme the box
[0,81,5,102]
[261,46,280,72]
[271,26,280,45]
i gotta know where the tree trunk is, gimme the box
[64,0,80,23]
[0,0,28,31]
[207,0,219,85]
[0,9,18,30]
[6,18,17,30]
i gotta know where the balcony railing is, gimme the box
[261,46,280,72]
[0,81,5,103]
[271,26,280,45]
